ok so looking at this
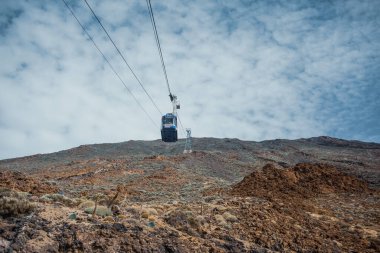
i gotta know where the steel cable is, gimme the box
[62,0,158,129]
[145,0,172,98]
[83,0,163,116]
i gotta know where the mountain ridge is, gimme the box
[1,136,379,187]
[2,135,379,161]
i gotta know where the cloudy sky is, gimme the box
[0,0,379,159]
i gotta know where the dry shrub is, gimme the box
[125,206,142,219]
[141,207,158,219]
[126,206,139,214]
[214,214,224,222]
[164,209,202,236]
[195,215,206,225]
[215,214,228,227]
[85,205,112,217]
[215,205,227,212]
[78,200,95,209]
[223,212,238,222]
[0,188,35,217]
[94,194,109,206]
[141,211,149,219]
[17,191,30,198]
[40,194,75,206]
[144,207,158,215]
[103,216,114,223]
[117,214,127,219]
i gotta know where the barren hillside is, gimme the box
[0,136,379,252]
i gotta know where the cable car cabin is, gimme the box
[161,113,178,142]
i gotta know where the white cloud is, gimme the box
[0,0,379,159]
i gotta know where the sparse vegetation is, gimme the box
[223,212,238,222]
[40,193,77,206]
[78,200,95,209]
[0,188,35,216]
[140,206,158,219]
[117,214,127,219]
[215,214,228,227]
[141,211,149,219]
[107,185,124,208]
[195,215,206,225]
[125,206,140,216]
[145,207,158,215]
[164,209,204,236]
[84,205,112,217]
[0,137,379,252]
[103,216,114,222]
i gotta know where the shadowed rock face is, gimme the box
[0,136,379,252]
[230,163,371,199]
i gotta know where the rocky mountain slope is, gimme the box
[0,136,379,252]
[1,136,379,187]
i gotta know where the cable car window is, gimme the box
[164,117,173,124]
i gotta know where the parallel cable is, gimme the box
[146,0,188,139]
[83,0,162,115]
[176,113,186,138]
[145,0,172,97]
[62,0,158,128]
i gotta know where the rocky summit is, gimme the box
[0,136,379,252]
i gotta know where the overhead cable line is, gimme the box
[145,0,172,98]
[176,112,186,137]
[61,0,158,128]
[83,0,163,115]
[146,0,189,141]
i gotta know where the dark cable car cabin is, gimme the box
[161,113,178,142]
